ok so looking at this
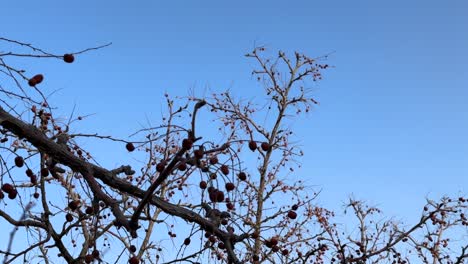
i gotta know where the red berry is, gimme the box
[1,183,14,193]
[225,182,235,192]
[33,74,44,84]
[26,169,34,177]
[41,167,49,177]
[65,213,73,222]
[261,142,270,151]
[156,162,165,172]
[28,78,37,87]
[238,172,247,181]
[129,256,140,264]
[292,204,298,211]
[84,254,93,263]
[63,54,75,63]
[30,175,38,185]
[199,181,207,189]
[126,143,135,152]
[248,141,257,151]
[287,210,297,219]
[85,206,94,214]
[33,192,40,199]
[216,191,225,202]
[92,250,100,258]
[14,156,24,167]
[178,162,187,171]
[220,165,229,175]
[209,156,219,165]
[129,245,137,253]
[194,149,204,159]
[68,200,80,211]
[182,138,193,150]
[184,238,191,245]
[0,191,4,200]
[8,189,18,199]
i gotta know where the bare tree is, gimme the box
[0,38,466,264]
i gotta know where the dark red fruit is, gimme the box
[63,54,75,63]
[194,149,204,159]
[28,74,44,86]
[156,162,165,172]
[26,169,34,177]
[14,156,24,167]
[126,143,135,152]
[85,206,94,214]
[1,183,14,193]
[30,175,38,185]
[238,172,247,181]
[68,200,80,211]
[182,138,193,150]
[178,162,187,171]
[225,182,235,192]
[0,191,4,200]
[129,256,140,264]
[199,181,207,189]
[8,189,18,199]
[287,210,297,219]
[184,238,191,245]
[129,245,137,253]
[292,204,299,211]
[261,142,270,151]
[41,167,49,177]
[216,191,225,202]
[209,156,218,165]
[33,192,40,199]
[84,254,93,263]
[66,213,73,222]
[218,242,225,249]
[220,165,229,175]
[248,141,257,151]
[92,250,100,258]
[282,249,289,255]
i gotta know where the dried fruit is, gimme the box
[225,182,235,192]
[128,256,139,264]
[84,254,93,263]
[26,168,34,177]
[156,162,165,172]
[126,142,135,152]
[68,200,80,211]
[8,189,18,199]
[14,156,24,167]
[248,141,257,151]
[66,213,73,222]
[287,210,297,219]
[129,245,137,253]
[63,53,75,63]
[261,142,269,151]
[177,162,187,171]
[0,191,4,200]
[238,172,247,181]
[182,138,193,150]
[220,165,229,175]
[194,149,204,159]
[199,181,207,189]
[33,192,40,199]
[1,183,14,193]
[209,156,219,165]
[28,74,44,87]
[184,238,191,245]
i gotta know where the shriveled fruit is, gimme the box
[199,181,207,189]
[66,213,73,222]
[261,142,270,151]
[126,142,135,152]
[63,53,75,63]
[184,238,191,245]
[182,138,193,150]
[8,189,18,199]
[220,165,229,175]
[248,141,257,151]
[225,182,235,192]
[1,183,14,193]
[129,256,140,264]
[68,200,80,211]
[14,156,24,167]
[238,172,247,181]
[287,210,297,219]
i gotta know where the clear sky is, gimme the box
[1,0,467,250]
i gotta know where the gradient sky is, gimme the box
[1,0,467,256]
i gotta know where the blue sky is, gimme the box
[2,0,467,242]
